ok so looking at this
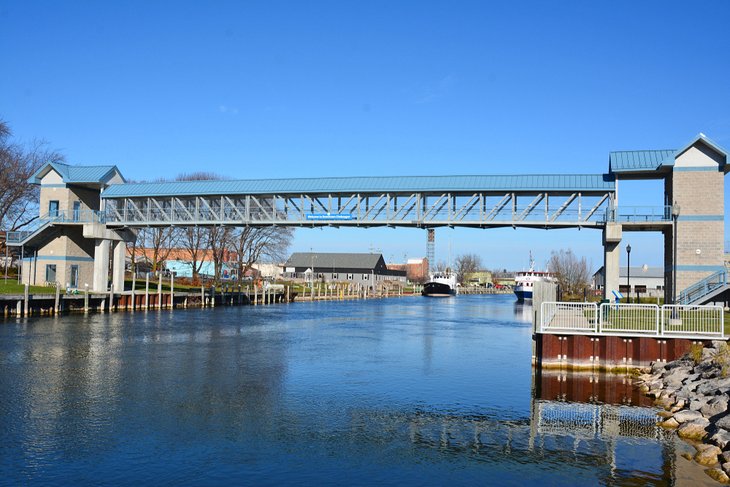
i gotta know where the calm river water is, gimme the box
[0,294,716,485]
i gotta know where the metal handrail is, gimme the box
[6,210,105,244]
[540,301,724,339]
[677,270,727,305]
[604,205,673,223]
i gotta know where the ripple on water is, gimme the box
[0,295,714,485]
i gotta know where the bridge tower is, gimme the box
[664,135,727,303]
[607,134,727,304]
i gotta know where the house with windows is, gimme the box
[282,252,406,286]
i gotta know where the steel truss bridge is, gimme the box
[99,174,669,229]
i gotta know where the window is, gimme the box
[70,265,79,288]
[73,201,81,221]
[332,273,338,279]
[48,200,59,218]
[347,273,353,280]
[362,274,369,280]
[45,264,57,283]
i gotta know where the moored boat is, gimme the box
[514,253,555,302]
[422,272,457,297]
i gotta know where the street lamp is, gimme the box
[671,202,681,304]
[626,244,632,303]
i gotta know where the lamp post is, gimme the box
[626,244,631,303]
[671,202,681,304]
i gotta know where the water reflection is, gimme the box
[0,296,714,485]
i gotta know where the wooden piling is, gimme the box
[54,284,60,314]
[23,283,29,316]
[131,273,136,311]
[157,274,162,309]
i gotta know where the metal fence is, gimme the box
[540,301,725,339]
[599,303,659,335]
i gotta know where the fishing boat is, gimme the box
[422,271,457,297]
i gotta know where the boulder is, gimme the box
[724,462,730,475]
[660,417,679,429]
[706,467,730,483]
[722,451,730,464]
[677,418,710,440]
[690,397,711,411]
[651,361,666,374]
[716,414,730,430]
[695,444,722,466]
[712,429,730,449]
[701,395,730,418]
[674,409,704,423]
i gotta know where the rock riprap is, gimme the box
[636,340,730,483]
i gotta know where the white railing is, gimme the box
[540,302,598,333]
[599,303,659,335]
[540,302,725,339]
[662,305,724,338]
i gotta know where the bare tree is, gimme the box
[454,253,483,284]
[230,226,294,281]
[136,227,178,275]
[208,225,232,284]
[0,120,65,231]
[548,249,591,296]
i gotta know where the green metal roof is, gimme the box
[30,162,124,185]
[608,150,675,173]
[102,174,615,198]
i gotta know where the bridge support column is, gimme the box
[112,240,126,293]
[603,223,622,300]
[93,239,110,292]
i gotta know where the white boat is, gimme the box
[514,254,555,302]
[422,272,457,297]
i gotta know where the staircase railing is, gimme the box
[6,210,105,244]
[677,270,727,305]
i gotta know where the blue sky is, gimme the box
[2,1,729,271]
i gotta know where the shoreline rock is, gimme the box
[636,340,730,483]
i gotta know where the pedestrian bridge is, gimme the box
[7,133,727,305]
[98,174,628,228]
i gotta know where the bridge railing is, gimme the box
[540,302,724,339]
[604,205,672,223]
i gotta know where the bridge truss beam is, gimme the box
[104,190,616,229]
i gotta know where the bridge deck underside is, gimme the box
[104,191,617,228]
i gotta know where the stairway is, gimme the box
[677,270,729,305]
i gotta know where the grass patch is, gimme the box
[0,281,60,295]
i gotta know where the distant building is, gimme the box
[593,266,664,297]
[465,271,493,286]
[283,252,406,286]
[387,257,429,283]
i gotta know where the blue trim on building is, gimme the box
[677,215,724,221]
[22,256,94,262]
[673,166,720,172]
[676,265,726,272]
[40,184,68,188]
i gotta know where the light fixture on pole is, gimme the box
[626,244,632,302]
[671,202,681,304]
